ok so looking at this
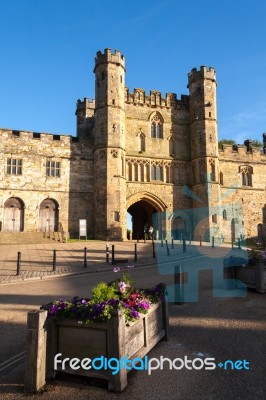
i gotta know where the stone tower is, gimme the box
[93,49,127,240]
[188,66,221,240]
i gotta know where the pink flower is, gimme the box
[127,265,134,270]
[113,267,121,273]
[118,281,130,293]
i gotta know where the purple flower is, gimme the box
[138,300,150,310]
[113,267,121,273]
[126,265,134,270]
[130,310,140,319]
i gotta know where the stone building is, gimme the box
[0,48,265,242]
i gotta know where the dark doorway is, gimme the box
[128,200,158,240]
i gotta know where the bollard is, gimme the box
[174,265,184,305]
[200,236,202,246]
[152,241,155,258]
[180,233,182,244]
[16,251,21,276]
[212,237,214,248]
[238,238,241,249]
[84,247,87,268]
[182,238,186,253]
[52,250,56,271]
[111,245,115,265]
[172,237,174,249]
[166,240,170,256]
[144,233,146,244]
[137,233,139,243]
[161,236,164,247]
[134,243,137,262]
[106,243,110,263]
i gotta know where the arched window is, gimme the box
[220,171,224,185]
[222,209,227,220]
[150,112,164,139]
[209,159,215,181]
[139,133,145,152]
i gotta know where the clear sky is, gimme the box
[1,0,266,144]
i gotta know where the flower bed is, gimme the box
[24,273,169,393]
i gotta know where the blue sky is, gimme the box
[1,0,266,144]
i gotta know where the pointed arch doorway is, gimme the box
[39,199,59,232]
[127,193,166,240]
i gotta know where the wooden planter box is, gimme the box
[25,301,168,393]
[224,260,266,293]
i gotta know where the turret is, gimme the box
[93,49,127,240]
[188,66,221,241]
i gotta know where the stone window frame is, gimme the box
[239,165,253,187]
[151,164,163,181]
[6,158,22,175]
[150,112,164,139]
[46,160,61,178]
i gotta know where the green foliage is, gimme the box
[90,282,118,304]
[218,139,236,149]
[251,140,263,147]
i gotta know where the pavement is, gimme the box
[0,240,265,400]
[0,240,156,284]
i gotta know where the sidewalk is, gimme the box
[0,241,156,284]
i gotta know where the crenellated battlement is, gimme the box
[76,98,95,111]
[94,48,125,69]
[0,128,91,146]
[219,143,266,159]
[124,87,189,109]
[188,65,216,85]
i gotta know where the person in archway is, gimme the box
[149,225,154,240]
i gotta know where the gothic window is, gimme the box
[128,163,132,181]
[150,112,163,139]
[46,161,60,177]
[7,158,22,175]
[240,166,253,187]
[114,211,120,222]
[151,165,162,181]
[222,210,227,220]
[140,164,144,182]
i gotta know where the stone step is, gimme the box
[0,232,62,245]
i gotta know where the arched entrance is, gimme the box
[39,199,59,232]
[127,193,166,240]
[3,197,24,232]
[172,216,187,240]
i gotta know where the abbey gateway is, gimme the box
[1,49,266,242]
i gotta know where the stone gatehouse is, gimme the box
[0,48,265,242]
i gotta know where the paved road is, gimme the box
[0,243,265,399]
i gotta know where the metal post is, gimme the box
[172,237,174,249]
[174,265,184,305]
[183,238,186,253]
[134,243,137,262]
[152,241,155,258]
[212,236,214,248]
[180,233,182,244]
[111,245,115,265]
[189,233,191,244]
[231,240,233,249]
[16,251,21,276]
[144,233,146,244]
[200,236,202,246]
[84,247,87,268]
[137,232,139,243]
[52,249,56,271]
[161,236,164,247]
[238,238,241,249]
[166,240,170,256]
[106,243,109,263]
